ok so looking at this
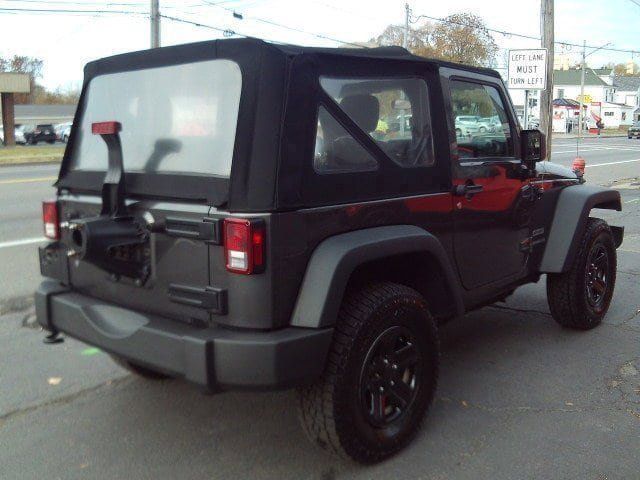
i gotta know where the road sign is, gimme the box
[508,49,548,90]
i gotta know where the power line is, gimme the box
[199,0,364,47]
[0,6,147,15]
[628,0,640,7]
[410,10,640,56]
[159,12,279,44]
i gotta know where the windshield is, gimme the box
[69,59,242,177]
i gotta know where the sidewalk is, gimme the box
[553,131,628,139]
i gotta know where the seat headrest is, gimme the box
[339,94,380,133]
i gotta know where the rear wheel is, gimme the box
[110,355,170,380]
[298,282,439,464]
[547,218,616,330]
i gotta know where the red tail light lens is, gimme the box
[42,200,59,240]
[224,218,265,274]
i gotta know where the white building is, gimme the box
[593,101,635,128]
[553,68,615,104]
[612,76,640,115]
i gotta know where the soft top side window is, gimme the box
[319,77,435,170]
[314,106,378,174]
[450,80,513,160]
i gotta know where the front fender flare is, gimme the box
[539,184,621,273]
[290,225,464,329]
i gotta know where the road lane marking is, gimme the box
[587,158,640,168]
[0,237,45,249]
[0,176,56,185]
[553,147,640,155]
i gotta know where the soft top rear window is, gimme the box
[69,59,241,177]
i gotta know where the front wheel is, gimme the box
[547,218,617,330]
[298,282,439,464]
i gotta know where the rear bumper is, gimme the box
[35,280,333,391]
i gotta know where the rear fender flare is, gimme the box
[539,184,622,273]
[290,225,464,329]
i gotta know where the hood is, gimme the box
[536,161,578,180]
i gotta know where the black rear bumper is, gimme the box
[35,280,333,391]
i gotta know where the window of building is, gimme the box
[450,80,513,159]
[319,77,434,169]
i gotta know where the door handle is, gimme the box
[453,183,484,198]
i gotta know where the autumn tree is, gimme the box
[370,13,498,67]
[607,62,640,76]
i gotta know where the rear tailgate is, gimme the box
[58,195,216,325]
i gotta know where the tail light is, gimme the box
[223,218,265,274]
[42,200,60,240]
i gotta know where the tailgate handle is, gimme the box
[168,284,227,314]
[164,217,221,244]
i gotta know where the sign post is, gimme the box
[508,49,548,130]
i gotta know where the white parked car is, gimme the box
[55,122,72,143]
[0,125,27,145]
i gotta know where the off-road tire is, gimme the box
[110,355,170,380]
[547,218,616,330]
[298,282,439,464]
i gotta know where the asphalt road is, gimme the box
[0,139,639,479]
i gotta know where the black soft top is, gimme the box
[58,38,502,211]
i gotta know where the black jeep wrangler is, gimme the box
[36,39,623,463]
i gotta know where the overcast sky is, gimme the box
[0,0,638,90]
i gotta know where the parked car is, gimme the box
[454,119,480,137]
[55,122,72,143]
[1,125,27,145]
[627,121,640,139]
[23,124,57,144]
[36,39,623,464]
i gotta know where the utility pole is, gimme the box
[151,0,160,48]
[578,40,586,147]
[539,0,554,160]
[403,3,410,50]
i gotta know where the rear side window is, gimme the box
[314,107,378,174]
[450,80,513,159]
[70,59,242,177]
[318,77,434,171]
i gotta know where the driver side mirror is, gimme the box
[521,129,546,170]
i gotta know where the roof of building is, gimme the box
[593,67,613,76]
[613,76,640,92]
[553,68,608,86]
[14,104,76,118]
[553,98,581,107]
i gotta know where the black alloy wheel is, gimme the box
[585,243,609,313]
[360,326,421,428]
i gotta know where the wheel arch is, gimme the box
[539,184,622,273]
[290,225,464,328]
